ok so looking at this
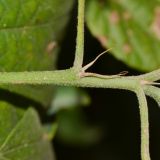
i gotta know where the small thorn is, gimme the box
[82,48,112,72]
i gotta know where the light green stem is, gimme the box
[73,0,85,71]
[136,87,151,160]
[0,69,139,91]
[0,68,159,87]
[0,69,154,160]
[143,85,160,106]
[134,68,160,82]
[0,69,155,160]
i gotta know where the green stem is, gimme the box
[73,0,85,71]
[0,69,152,160]
[143,85,160,106]
[0,70,153,160]
[0,69,139,91]
[135,87,151,160]
[134,68,160,82]
[0,70,154,160]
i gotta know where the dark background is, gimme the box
[55,3,160,160]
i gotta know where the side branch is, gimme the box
[135,87,151,160]
[0,69,158,160]
[73,0,85,71]
[143,85,160,106]
[134,68,160,82]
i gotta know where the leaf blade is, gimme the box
[0,0,74,105]
[86,0,160,71]
[0,102,55,160]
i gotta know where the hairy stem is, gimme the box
[143,85,160,106]
[135,87,151,160]
[0,69,155,160]
[73,0,85,71]
[0,69,139,90]
[134,68,160,82]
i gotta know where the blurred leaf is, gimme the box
[48,87,98,146]
[48,87,90,114]
[0,102,55,160]
[86,0,160,71]
[56,108,100,147]
[44,123,58,141]
[0,0,74,105]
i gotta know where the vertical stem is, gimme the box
[136,87,151,160]
[73,0,85,72]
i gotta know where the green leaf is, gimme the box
[43,123,58,141]
[0,0,74,105]
[56,108,100,146]
[86,0,160,71]
[0,102,55,160]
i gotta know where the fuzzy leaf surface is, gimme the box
[0,102,55,160]
[0,0,74,105]
[86,0,160,71]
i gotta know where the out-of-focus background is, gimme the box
[53,2,160,160]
